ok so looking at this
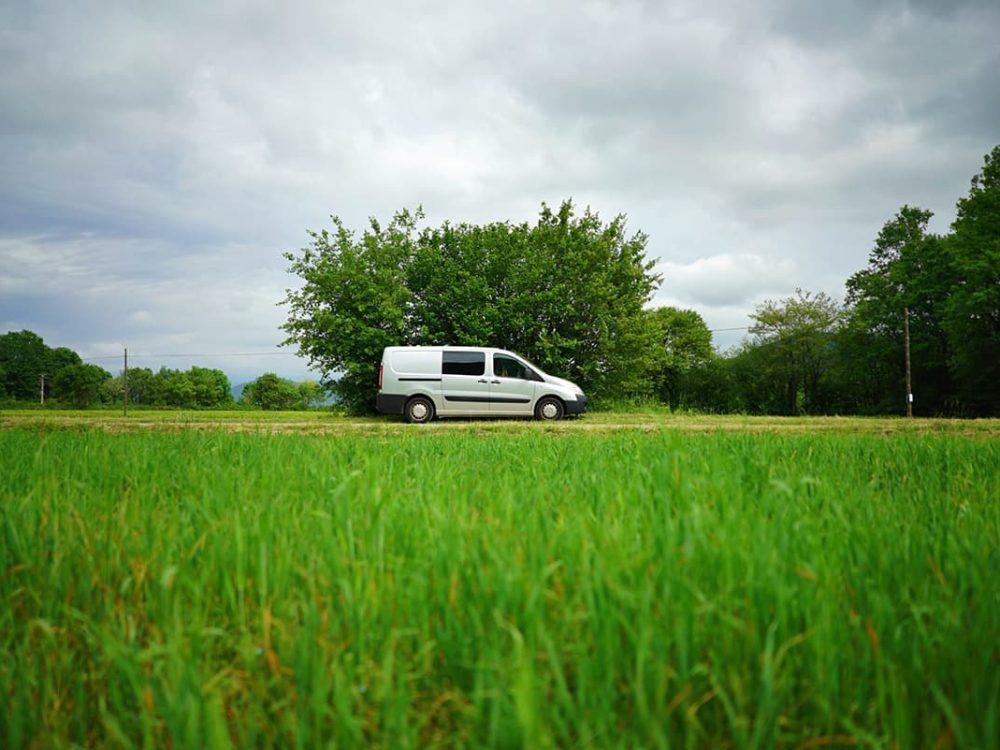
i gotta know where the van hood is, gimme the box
[544,374,584,394]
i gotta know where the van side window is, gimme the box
[494,354,535,380]
[442,351,485,376]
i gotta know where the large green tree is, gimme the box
[150,368,195,407]
[645,307,713,407]
[51,363,111,407]
[125,367,157,405]
[103,366,232,408]
[282,201,661,412]
[282,210,417,414]
[838,146,1000,416]
[671,352,739,413]
[945,145,1000,414]
[0,330,51,400]
[297,380,326,409]
[744,290,843,415]
[843,206,954,414]
[0,331,85,402]
[188,367,233,408]
[241,373,301,410]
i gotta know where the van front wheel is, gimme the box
[535,397,564,421]
[405,396,435,424]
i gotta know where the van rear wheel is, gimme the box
[405,396,435,424]
[535,397,564,421]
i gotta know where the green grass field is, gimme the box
[1,412,998,748]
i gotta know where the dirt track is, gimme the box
[3,412,999,438]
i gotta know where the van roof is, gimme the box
[383,345,520,355]
[385,345,505,350]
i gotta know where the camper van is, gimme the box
[376,346,587,423]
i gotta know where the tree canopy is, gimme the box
[945,145,1000,412]
[685,146,1000,417]
[5,147,997,416]
[835,146,1000,416]
[0,330,324,410]
[843,206,953,413]
[240,372,308,411]
[282,147,999,418]
[748,290,842,415]
[646,307,713,408]
[282,200,661,412]
[99,367,234,408]
[0,330,84,401]
[52,363,112,408]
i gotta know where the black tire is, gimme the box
[534,396,564,421]
[405,396,435,424]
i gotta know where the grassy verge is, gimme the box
[3,408,999,437]
[1,425,998,747]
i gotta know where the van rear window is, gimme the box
[442,351,485,376]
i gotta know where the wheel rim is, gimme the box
[411,402,429,421]
[541,401,559,419]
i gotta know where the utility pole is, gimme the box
[39,373,47,405]
[903,306,913,417]
[123,347,129,417]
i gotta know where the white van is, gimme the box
[376,346,587,423]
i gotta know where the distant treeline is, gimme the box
[6,147,997,416]
[673,145,1000,417]
[283,146,999,417]
[0,332,324,410]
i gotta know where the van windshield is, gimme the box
[509,353,546,378]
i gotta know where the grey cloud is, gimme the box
[1,0,997,371]
[656,253,798,307]
[765,0,998,47]
[470,0,999,225]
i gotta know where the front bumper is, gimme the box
[564,395,588,415]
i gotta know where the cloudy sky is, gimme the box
[2,0,998,383]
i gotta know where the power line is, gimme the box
[82,333,758,361]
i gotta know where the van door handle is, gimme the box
[478,379,488,383]
[490,379,501,384]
